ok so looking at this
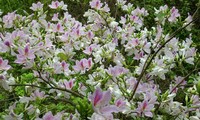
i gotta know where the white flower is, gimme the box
[109,21,119,28]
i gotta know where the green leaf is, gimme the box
[196,79,200,95]
[21,73,35,83]
[57,53,68,61]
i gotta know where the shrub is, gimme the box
[0,0,200,119]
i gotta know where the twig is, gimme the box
[9,84,84,98]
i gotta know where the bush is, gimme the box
[0,0,200,119]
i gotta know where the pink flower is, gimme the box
[52,13,59,21]
[54,61,70,75]
[49,1,64,9]
[155,25,163,41]
[184,14,193,31]
[136,100,154,117]
[135,93,157,117]
[70,27,84,39]
[115,99,126,108]
[43,112,54,120]
[143,41,151,53]
[41,111,62,120]
[53,23,64,33]
[15,44,35,64]
[30,2,43,11]
[102,4,110,12]
[115,99,126,111]
[131,38,139,47]
[185,47,196,64]
[130,15,142,25]
[60,32,70,42]
[61,61,69,70]
[112,38,118,45]
[134,51,144,60]
[168,7,180,22]
[89,87,119,119]
[107,66,129,77]
[87,31,94,40]
[63,79,74,90]
[191,95,200,108]
[83,44,97,55]
[124,38,139,50]
[73,58,93,73]
[3,12,16,28]
[0,41,10,53]
[170,76,186,93]
[0,57,11,71]
[91,87,105,107]
[90,0,103,10]
[31,89,47,100]
[131,7,148,16]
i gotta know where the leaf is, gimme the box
[196,79,200,95]
[57,53,68,61]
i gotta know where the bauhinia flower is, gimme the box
[54,61,70,75]
[183,14,193,31]
[0,57,11,71]
[63,79,74,90]
[168,7,180,22]
[133,90,158,117]
[2,12,16,28]
[53,23,64,33]
[52,13,59,21]
[30,2,43,11]
[49,1,66,10]
[150,58,168,80]
[83,44,98,55]
[36,111,62,120]
[124,38,139,49]
[107,66,129,77]
[89,87,119,119]
[31,89,47,100]
[87,31,95,40]
[135,100,154,117]
[90,0,103,10]
[15,44,35,64]
[73,58,93,73]
[70,27,85,39]
[134,51,144,60]
[190,95,200,110]
[185,47,196,65]
[115,98,127,111]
